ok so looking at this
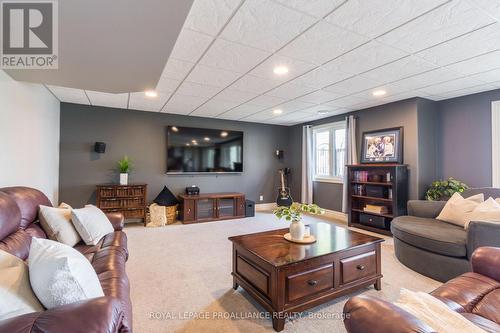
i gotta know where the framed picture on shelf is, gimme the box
[360,127,403,164]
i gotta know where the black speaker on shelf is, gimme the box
[94,142,106,153]
[245,199,255,217]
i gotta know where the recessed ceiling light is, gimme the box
[372,90,386,97]
[191,140,197,144]
[273,66,289,75]
[171,126,179,132]
[317,110,330,115]
[273,109,283,115]
[204,137,210,141]
[186,143,190,146]
[220,131,228,137]
[145,90,158,98]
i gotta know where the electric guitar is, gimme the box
[276,169,293,207]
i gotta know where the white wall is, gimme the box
[0,70,60,203]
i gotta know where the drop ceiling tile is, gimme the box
[186,64,241,88]
[296,89,343,104]
[265,81,316,99]
[416,23,500,67]
[419,76,489,95]
[220,0,316,52]
[176,81,221,98]
[273,100,316,113]
[274,0,345,18]
[162,94,209,114]
[217,103,264,120]
[249,54,316,83]
[215,88,259,104]
[322,40,408,76]
[325,95,371,108]
[249,94,287,108]
[129,92,170,112]
[183,0,242,36]
[47,86,89,104]
[291,66,352,89]
[229,74,281,94]
[436,82,498,99]
[377,0,494,53]
[470,0,500,21]
[270,111,310,122]
[242,109,274,121]
[389,67,465,91]
[169,29,214,63]
[444,50,500,76]
[280,21,369,65]
[467,68,500,83]
[325,0,448,39]
[190,98,240,117]
[199,38,271,73]
[155,77,181,94]
[158,58,195,81]
[299,104,342,114]
[323,75,381,95]
[360,56,438,85]
[85,91,129,109]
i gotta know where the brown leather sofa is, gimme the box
[0,187,132,333]
[343,247,500,333]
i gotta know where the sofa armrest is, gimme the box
[343,295,436,333]
[0,297,129,333]
[407,200,446,218]
[106,212,125,231]
[466,221,500,258]
[471,247,500,281]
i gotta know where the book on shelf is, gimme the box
[363,204,388,214]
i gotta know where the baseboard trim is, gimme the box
[322,209,348,223]
[255,203,277,211]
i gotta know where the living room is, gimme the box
[2,0,500,332]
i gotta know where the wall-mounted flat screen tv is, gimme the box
[166,126,243,173]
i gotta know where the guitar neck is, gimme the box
[280,171,285,191]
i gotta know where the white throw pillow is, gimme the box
[71,205,114,245]
[28,238,104,309]
[39,205,81,247]
[466,197,500,229]
[0,250,43,320]
[436,192,484,227]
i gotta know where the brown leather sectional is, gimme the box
[344,246,500,333]
[0,187,132,333]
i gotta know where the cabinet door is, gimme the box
[218,198,235,218]
[183,199,195,222]
[196,198,216,220]
[236,196,245,216]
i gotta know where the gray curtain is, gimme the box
[342,116,357,212]
[301,125,313,204]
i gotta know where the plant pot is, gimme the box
[289,219,305,241]
[120,173,128,185]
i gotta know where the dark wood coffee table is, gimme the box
[229,222,384,331]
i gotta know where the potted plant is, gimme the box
[274,203,324,241]
[425,177,469,201]
[118,155,132,185]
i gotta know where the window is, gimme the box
[313,121,346,183]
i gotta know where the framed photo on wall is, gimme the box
[360,127,403,164]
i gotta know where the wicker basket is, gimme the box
[145,203,178,227]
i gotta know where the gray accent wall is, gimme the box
[59,103,290,206]
[437,89,500,187]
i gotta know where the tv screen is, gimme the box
[166,126,243,173]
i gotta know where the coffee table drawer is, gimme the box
[340,251,376,284]
[286,264,334,302]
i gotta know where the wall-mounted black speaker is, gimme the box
[94,142,106,153]
[275,150,284,159]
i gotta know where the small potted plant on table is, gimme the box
[118,155,132,185]
[274,203,324,241]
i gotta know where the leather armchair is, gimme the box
[344,247,500,333]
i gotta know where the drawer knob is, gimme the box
[357,265,365,270]
[307,280,318,286]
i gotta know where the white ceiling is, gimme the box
[47,0,500,126]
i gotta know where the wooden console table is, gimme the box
[96,184,147,220]
[179,192,245,223]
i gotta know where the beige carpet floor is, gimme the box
[125,212,441,333]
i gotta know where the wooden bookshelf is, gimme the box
[347,164,408,235]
